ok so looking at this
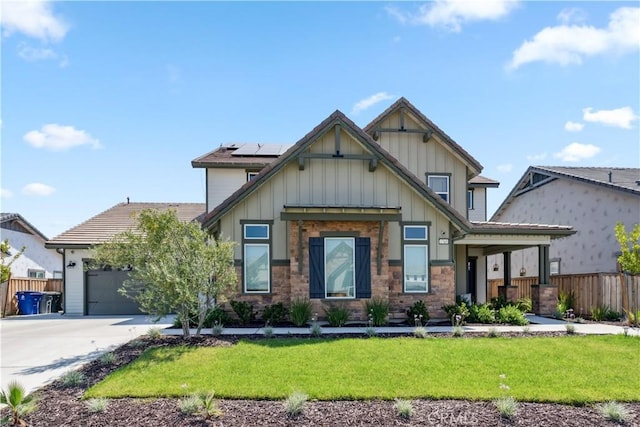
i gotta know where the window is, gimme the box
[428,175,450,202]
[550,259,561,275]
[403,225,429,293]
[467,189,474,210]
[242,223,271,293]
[28,269,45,279]
[53,271,63,279]
[247,171,260,181]
[309,237,371,299]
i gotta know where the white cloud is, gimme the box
[23,124,102,151]
[352,92,394,114]
[1,0,69,42]
[388,0,519,32]
[564,121,584,132]
[1,188,13,199]
[526,153,547,161]
[582,106,637,129]
[507,7,640,70]
[22,183,56,196]
[496,163,513,173]
[554,142,601,162]
[557,8,588,25]
[17,42,68,66]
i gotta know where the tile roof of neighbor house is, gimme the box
[191,143,292,168]
[45,202,206,248]
[468,175,500,188]
[363,97,483,176]
[1,213,49,241]
[201,108,473,232]
[491,166,640,220]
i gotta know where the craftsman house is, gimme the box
[195,98,573,319]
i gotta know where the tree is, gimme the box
[1,239,26,283]
[614,222,640,325]
[91,209,236,337]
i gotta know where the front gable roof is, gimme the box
[491,166,640,220]
[364,97,483,177]
[201,109,472,232]
[0,213,49,242]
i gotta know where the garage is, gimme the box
[86,269,142,315]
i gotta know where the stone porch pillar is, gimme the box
[532,244,556,315]
[498,251,517,302]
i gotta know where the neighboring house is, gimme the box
[45,202,205,315]
[196,98,573,319]
[489,166,640,280]
[0,213,62,279]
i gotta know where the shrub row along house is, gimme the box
[46,98,573,319]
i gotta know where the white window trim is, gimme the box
[243,224,269,240]
[428,175,450,203]
[247,171,260,181]
[243,243,270,293]
[468,189,474,210]
[28,269,46,279]
[403,244,429,293]
[324,237,356,299]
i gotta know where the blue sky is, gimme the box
[1,1,638,239]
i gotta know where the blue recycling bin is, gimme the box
[16,291,44,315]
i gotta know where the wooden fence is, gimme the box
[0,277,63,317]
[488,273,640,316]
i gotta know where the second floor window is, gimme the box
[467,189,474,210]
[427,175,450,203]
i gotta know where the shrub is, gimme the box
[365,297,389,326]
[0,380,38,426]
[284,391,308,416]
[394,399,414,419]
[452,325,464,337]
[487,327,501,338]
[146,327,163,338]
[597,401,631,422]
[86,398,109,413]
[204,306,231,328]
[413,326,428,338]
[468,303,495,324]
[497,305,529,326]
[230,300,257,325]
[565,324,576,335]
[557,290,575,316]
[406,300,430,326]
[324,304,349,327]
[263,325,274,338]
[211,322,224,336]
[591,305,620,322]
[179,394,202,415]
[364,327,377,337]
[60,371,86,387]
[494,396,518,419]
[290,298,312,327]
[309,322,322,337]
[515,297,532,313]
[99,352,116,364]
[262,302,288,325]
[490,295,508,311]
[442,302,470,325]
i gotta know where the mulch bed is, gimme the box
[5,333,639,427]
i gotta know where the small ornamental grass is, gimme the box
[597,401,631,423]
[99,352,116,364]
[309,323,323,337]
[289,298,312,327]
[60,371,86,387]
[179,394,202,415]
[211,321,224,336]
[364,326,377,337]
[494,396,518,418]
[284,391,308,416]
[324,304,349,327]
[365,297,390,326]
[487,327,501,338]
[565,324,576,335]
[452,325,464,337]
[263,325,274,338]
[413,326,428,338]
[394,399,414,419]
[146,327,163,339]
[86,397,109,413]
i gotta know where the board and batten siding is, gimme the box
[207,168,248,212]
[63,248,92,314]
[218,129,454,261]
[373,112,470,216]
[468,187,487,222]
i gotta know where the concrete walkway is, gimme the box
[166,314,640,337]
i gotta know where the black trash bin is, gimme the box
[39,292,62,314]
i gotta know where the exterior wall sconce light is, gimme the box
[519,267,526,276]
[67,261,76,268]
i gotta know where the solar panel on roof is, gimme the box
[231,143,291,156]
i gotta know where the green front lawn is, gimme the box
[86,335,639,403]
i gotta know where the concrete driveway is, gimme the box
[0,313,175,394]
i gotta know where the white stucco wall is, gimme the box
[0,229,62,278]
[492,178,640,275]
[62,248,91,314]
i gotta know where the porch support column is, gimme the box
[498,251,517,302]
[297,220,303,274]
[377,221,384,275]
[532,244,556,315]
